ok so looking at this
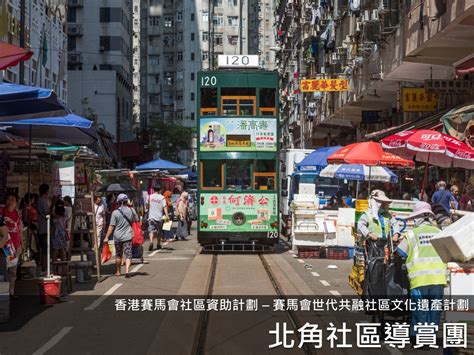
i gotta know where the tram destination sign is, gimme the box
[200,117,277,152]
[217,55,259,68]
[199,192,278,233]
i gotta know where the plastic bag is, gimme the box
[162,221,172,231]
[101,244,112,264]
[2,236,18,268]
[132,222,144,246]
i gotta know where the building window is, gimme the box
[149,55,159,66]
[191,13,195,21]
[213,15,224,26]
[191,73,195,81]
[100,7,122,23]
[99,36,110,51]
[191,93,195,101]
[202,32,209,42]
[163,35,174,47]
[213,0,223,6]
[202,52,209,61]
[228,35,238,45]
[149,16,160,26]
[191,52,195,61]
[227,16,238,26]
[176,12,183,22]
[214,34,223,45]
[164,16,173,27]
[164,54,174,65]
[164,71,174,84]
[191,112,195,120]
[68,37,76,51]
[191,32,195,41]
[176,32,183,42]
[176,71,183,81]
[202,11,208,23]
[177,91,183,100]
[67,8,76,22]
[177,52,183,61]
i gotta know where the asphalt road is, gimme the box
[0,226,432,354]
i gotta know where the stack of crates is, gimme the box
[297,247,326,259]
[348,200,369,295]
[327,247,350,260]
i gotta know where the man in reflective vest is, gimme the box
[396,201,447,339]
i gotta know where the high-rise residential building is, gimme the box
[0,0,68,103]
[140,0,277,166]
[66,0,134,148]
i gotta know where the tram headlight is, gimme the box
[232,212,246,226]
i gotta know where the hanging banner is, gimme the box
[300,79,349,92]
[402,88,438,112]
[199,117,277,152]
[199,192,278,232]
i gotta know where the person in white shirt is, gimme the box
[147,184,168,251]
[94,196,105,246]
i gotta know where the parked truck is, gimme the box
[280,149,346,238]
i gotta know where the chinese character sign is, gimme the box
[402,88,438,112]
[199,193,278,232]
[200,117,277,152]
[300,79,350,92]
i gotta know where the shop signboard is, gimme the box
[424,79,472,94]
[199,192,278,233]
[300,79,349,92]
[402,88,438,112]
[199,117,277,152]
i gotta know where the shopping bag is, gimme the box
[132,222,144,246]
[162,221,172,231]
[101,244,112,264]
[2,236,18,268]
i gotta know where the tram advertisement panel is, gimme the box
[200,118,277,152]
[199,192,278,233]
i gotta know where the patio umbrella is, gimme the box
[296,146,342,171]
[381,130,474,169]
[320,164,398,183]
[98,183,137,193]
[135,158,187,170]
[0,42,33,70]
[327,142,413,191]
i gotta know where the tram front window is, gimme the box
[226,160,251,191]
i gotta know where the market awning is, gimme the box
[455,57,474,76]
[0,41,33,70]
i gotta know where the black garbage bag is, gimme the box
[363,239,387,298]
[385,254,410,298]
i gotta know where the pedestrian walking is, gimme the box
[1,193,22,298]
[102,194,139,278]
[162,191,175,241]
[431,181,456,215]
[175,192,189,240]
[396,202,446,344]
[94,196,105,247]
[147,184,168,251]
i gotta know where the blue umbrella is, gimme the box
[135,158,187,170]
[0,83,66,118]
[296,146,343,171]
[1,114,97,145]
[320,164,398,183]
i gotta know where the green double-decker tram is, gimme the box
[197,68,279,251]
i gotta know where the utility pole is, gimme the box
[19,0,26,84]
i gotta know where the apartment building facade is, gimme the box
[66,0,134,145]
[0,0,68,103]
[140,0,277,165]
[276,0,474,149]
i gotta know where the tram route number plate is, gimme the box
[267,231,279,239]
[218,55,259,68]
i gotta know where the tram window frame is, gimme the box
[225,160,252,191]
[220,96,256,116]
[200,161,224,190]
[259,88,277,116]
[254,160,276,191]
[200,88,218,116]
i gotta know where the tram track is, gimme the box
[191,253,313,355]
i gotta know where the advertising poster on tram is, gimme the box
[199,117,277,152]
[199,192,278,232]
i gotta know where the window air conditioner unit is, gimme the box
[356,21,362,32]
[331,53,338,61]
[363,10,370,22]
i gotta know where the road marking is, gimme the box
[297,259,305,263]
[33,326,73,355]
[148,250,160,257]
[145,257,190,261]
[131,264,144,273]
[320,280,330,286]
[329,290,341,296]
[311,271,320,277]
[84,283,123,311]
